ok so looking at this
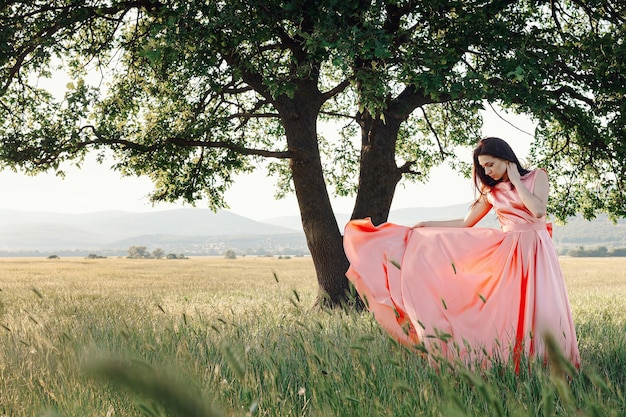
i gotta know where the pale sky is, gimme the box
[0,107,534,221]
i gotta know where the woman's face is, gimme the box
[477,155,509,182]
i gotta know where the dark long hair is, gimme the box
[472,137,529,192]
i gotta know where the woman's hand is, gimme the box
[510,168,549,218]
[507,161,522,186]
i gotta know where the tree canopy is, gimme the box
[342,0,626,222]
[1,0,624,305]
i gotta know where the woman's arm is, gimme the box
[507,163,548,218]
[413,195,492,228]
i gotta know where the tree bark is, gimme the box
[350,111,404,225]
[352,87,431,225]
[278,89,352,308]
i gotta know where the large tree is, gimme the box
[1,1,624,306]
[1,0,357,306]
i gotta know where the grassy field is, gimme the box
[0,256,624,416]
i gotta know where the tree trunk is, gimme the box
[351,111,404,225]
[279,95,352,308]
[352,87,429,225]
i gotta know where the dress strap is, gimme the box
[502,222,552,237]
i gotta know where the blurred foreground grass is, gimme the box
[0,256,624,416]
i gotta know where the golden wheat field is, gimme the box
[0,256,319,315]
[1,255,625,417]
[1,255,623,318]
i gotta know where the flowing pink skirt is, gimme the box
[344,219,580,369]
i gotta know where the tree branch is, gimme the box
[548,85,596,108]
[220,50,273,102]
[550,0,564,32]
[77,125,292,159]
[420,106,450,160]
[321,79,351,102]
[166,137,291,159]
[398,160,420,175]
[487,102,535,137]
[228,112,280,121]
[319,110,355,120]
[2,1,162,93]
[388,84,449,121]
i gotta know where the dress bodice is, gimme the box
[486,169,547,229]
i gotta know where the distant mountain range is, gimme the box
[0,209,301,256]
[0,205,624,257]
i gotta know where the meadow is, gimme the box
[0,256,624,416]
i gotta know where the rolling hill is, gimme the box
[0,205,623,257]
[0,208,302,255]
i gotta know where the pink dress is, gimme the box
[344,170,580,370]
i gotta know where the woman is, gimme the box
[344,137,580,370]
